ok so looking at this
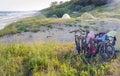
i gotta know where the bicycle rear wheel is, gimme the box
[99,44,115,62]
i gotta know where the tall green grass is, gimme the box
[0,42,115,76]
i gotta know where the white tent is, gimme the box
[62,13,71,19]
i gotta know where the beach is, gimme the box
[0,11,39,30]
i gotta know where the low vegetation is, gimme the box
[43,0,113,17]
[47,8,70,18]
[0,42,118,76]
[0,18,76,36]
[0,15,99,37]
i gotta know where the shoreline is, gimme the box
[0,11,39,30]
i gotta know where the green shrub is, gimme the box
[16,21,32,32]
[84,25,90,29]
[79,5,95,12]
[91,0,112,6]
[47,8,71,18]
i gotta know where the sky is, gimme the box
[0,0,70,11]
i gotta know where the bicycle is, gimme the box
[69,29,97,64]
[69,29,115,65]
[95,36,115,62]
[69,29,87,54]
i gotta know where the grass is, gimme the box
[90,4,120,19]
[0,16,99,37]
[0,18,76,37]
[0,42,118,76]
[107,54,120,76]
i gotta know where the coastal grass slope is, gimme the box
[0,42,119,76]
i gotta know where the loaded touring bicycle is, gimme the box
[69,29,116,63]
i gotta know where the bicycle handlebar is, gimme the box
[69,28,86,33]
[69,29,88,38]
[69,29,80,33]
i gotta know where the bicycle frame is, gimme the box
[71,29,88,54]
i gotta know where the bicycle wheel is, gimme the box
[99,43,115,62]
[106,44,115,60]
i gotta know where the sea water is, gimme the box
[0,11,38,30]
